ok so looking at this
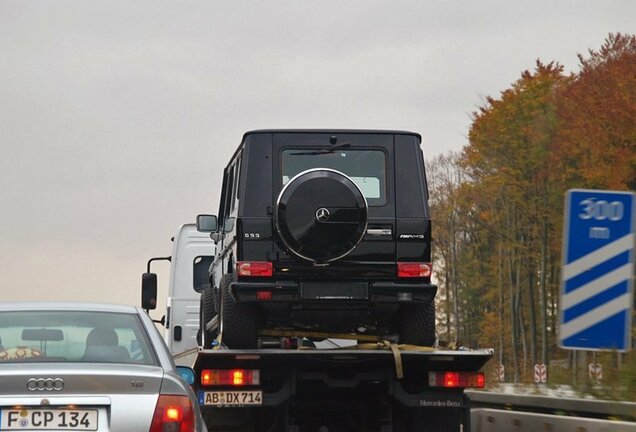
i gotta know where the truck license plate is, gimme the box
[201,390,263,406]
[0,408,98,430]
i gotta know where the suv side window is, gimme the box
[217,169,229,231]
[221,164,234,232]
[230,155,241,213]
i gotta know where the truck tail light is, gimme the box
[237,261,273,277]
[201,369,260,386]
[149,395,195,432]
[429,372,485,388]
[397,262,432,278]
[256,290,273,300]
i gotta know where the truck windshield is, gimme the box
[0,310,156,365]
[281,149,386,205]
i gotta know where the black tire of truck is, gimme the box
[398,301,436,346]
[199,285,217,348]
[220,275,262,349]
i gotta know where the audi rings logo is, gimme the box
[26,378,64,391]
[315,207,330,222]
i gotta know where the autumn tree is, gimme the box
[461,61,566,381]
[427,33,635,384]
[553,33,636,190]
[427,152,463,342]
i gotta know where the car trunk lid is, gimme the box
[0,364,165,431]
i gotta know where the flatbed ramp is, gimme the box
[192,346,493,377]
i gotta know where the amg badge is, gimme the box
[399,234,425,239]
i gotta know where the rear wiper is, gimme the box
[289,142,351,156]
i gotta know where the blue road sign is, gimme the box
[559,189,635,352]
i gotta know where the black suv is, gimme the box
[197,130,437,349]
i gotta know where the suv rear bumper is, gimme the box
[230,281,437,304]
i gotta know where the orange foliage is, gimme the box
[553,33,636,190]
[429,33,635,382]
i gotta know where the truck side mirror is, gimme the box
[141,273,158,310]
[196,214,218,232]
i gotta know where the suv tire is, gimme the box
[398,301,436,346]
[220,275,262,349]
[199,285,217,348]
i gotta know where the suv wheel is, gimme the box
[398,301,436,346]
[220,275,262,349]
[199,285,217,348]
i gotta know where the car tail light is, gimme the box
[237,261,273,277]
[149,395,195,432]
[428,372,485,388]
[397,262,432,278]
[201,369,260,386]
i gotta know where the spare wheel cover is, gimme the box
[275,168,368,263]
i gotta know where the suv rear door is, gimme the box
[273,132,396,269]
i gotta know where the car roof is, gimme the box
[0,302,141,314]
[242,129,421,140]
[228,129,422,164]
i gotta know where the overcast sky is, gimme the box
[1,1,633,312]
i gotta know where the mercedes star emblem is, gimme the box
[315,207,330,222]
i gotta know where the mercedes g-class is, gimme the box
[197,129,436,349]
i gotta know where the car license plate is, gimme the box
[201,390,263,406]
[0,408,98,430]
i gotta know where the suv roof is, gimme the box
[242,129,421,139]
[228,129,423,160]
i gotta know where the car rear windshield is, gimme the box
[0,311,156,365]
[282,149,387,205]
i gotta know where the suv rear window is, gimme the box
[281,149,386,205]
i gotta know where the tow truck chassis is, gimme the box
[185,342,493,432]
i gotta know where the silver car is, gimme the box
[0,302,206,432]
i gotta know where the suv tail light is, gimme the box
[149,395,195,432]
[201,369,260,386]
[237,261,273,277]
[397,262,432,278]
[428,372,485,388]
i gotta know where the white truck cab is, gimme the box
[142,223,215,355]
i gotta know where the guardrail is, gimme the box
[467,390,636,432]
[471,408,636,432]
